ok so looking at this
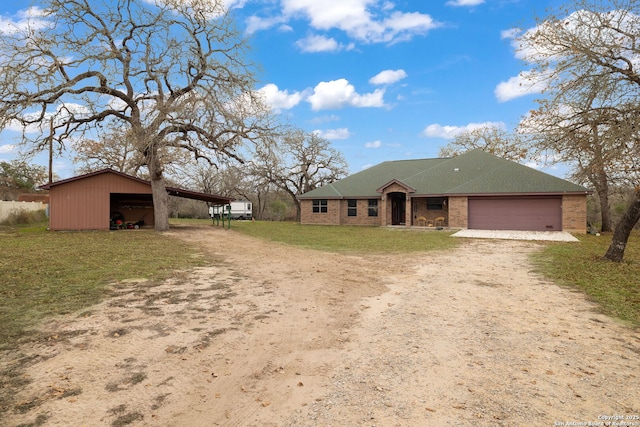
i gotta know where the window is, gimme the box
[347,199,357,217]
[427,198,445,210]
[312,199,327,213]
[368,199,378,217]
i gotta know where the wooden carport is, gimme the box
[40,169,232,231]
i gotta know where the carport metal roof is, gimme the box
[40,169,233,205]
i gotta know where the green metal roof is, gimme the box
[298,149,589,199]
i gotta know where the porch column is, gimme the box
[405,194,412,226]
[380,193,388,226]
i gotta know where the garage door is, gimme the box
[468,196,562,231]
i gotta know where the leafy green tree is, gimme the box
[0,161,48,199]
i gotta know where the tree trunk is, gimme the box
[589,166,612,232]
[293,197,302,222]
[281,186,301,222]
[599,191,612,232]
[594,175,612,232]
[150,175,170,231]
[146,149,170,231]
[603,190,640,262]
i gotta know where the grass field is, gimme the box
[229,220,460,253]
[532,232,640,327]
[0,222,207,351]
[174,218,460,253]
[1,219,638,353]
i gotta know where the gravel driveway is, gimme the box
[3,226,638,427]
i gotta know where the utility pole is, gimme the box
[48,118,53,184]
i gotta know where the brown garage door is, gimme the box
[468,196,562,231]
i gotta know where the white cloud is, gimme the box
[500,28,520,40]
[0,7,48,34]
[0,144,17,154]
[223,0,250,9]
[245,15,288,34]
[18,6,47,19]
[422,121,505,139]
[365,140,382,148]
[309,114,340,124]
[369,69,407,85]
[381,2,394,11]
[382,11,436,38]
[313,128,351,139]
[254,0,440,45]
[257,83,304,111]
[3,119,29,133]
[307,78,385,110]
[446,0,485,6]
[525,161,543,170]
[495,70,548,102]
[296,34,351,52]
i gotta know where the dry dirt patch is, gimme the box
[2,226,639,427]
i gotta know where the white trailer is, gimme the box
[209,201,252,220]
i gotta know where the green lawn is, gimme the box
[532,232,640,327]
[0,223,206,351]
[229,220,459,253]
[1,220,637,354]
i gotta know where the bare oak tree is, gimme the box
[72,125,145,176]
[438,125,529,162]
[249,128,348,221]
[517,0,640,261]
[0,0,270,230]
[520,81,629,233]
[73,123,193,183]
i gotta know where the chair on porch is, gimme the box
[434,216,445,227]
[416,216,427,226]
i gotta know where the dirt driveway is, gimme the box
[3,226,639,427]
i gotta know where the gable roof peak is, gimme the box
[376,179,416,193]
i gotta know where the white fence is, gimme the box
[0,201,46,223]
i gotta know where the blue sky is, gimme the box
[0,0,562,179]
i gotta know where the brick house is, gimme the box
[298,150,590,233]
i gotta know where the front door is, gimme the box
[390,193,406,225]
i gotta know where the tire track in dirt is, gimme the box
[3,227,639,427]
[284,240,640,426]
[160,227,388,427]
